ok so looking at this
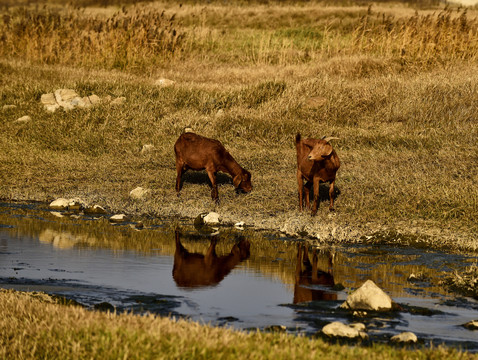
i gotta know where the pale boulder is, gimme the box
[390,332,418,343]
[13,115,31,124]
[322,321,368,339]
[54,89,81,110]
[41,93,60,112]
[203,212,221,225]
[110,214,129,223]
[340,279,393,311]
[49,198,70,210]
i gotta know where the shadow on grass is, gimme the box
[304,183,342,204]
[181,171,232,187]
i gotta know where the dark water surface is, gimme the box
[1,202,477,351]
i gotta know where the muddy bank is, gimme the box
[3,194,477,254]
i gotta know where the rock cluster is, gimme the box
[41,89,125,112]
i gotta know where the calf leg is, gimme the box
[297,170,304,211]
[311,177,320,216]
[206,169,219,203]
[304,182,312,210]
[329,179,336,211]
[176,160,185,195]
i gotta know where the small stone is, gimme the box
[13,115,31,124]
[41,93,60,112]
[322,321,368,339]
[54,89,80,110]
[49,198,70,210]
[141,144,155,154]
[390,332,418,343]
[2,104,16,111]
[203,212,221,225]
[234,221,245,229]
[110,214,129,223]
[154,78,175,87]
[84,204,107,214]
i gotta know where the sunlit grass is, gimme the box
[0,289,473,360]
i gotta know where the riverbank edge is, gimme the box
[2,195,477,254]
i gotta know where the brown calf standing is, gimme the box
[172,231,251,288]
[174,132,252,203]
[294,243,336,304]
[295,133,340,215]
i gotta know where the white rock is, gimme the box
[84,204,107,214]
[49,198,70,210]
[3,104,16,111]
[322,321,368,339]
[390,332,418,343]
[54,89,80,110]
[234,221,245,229]
[141,144,155,154]
[14,115,31,124]
[203,212,221,225]
[154,78,175,87]
[340,279,393,311]
[129,187,152,201]
[110,214,129,222]
[41,93,60,112]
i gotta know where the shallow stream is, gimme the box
[1,202,477,351]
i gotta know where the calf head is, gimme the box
[233,169,252,193]
[307,137,339,161]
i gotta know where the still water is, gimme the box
[1,202,477,351]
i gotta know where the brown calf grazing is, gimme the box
[172,231,250,288]
[294,243,336,304]
[295,133,340,215]
[174,132,252,203]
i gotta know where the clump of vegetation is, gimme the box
[442,264,478,299]
[0,5,184,69]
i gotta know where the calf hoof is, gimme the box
[310,210,317,216]
[329,207,335,212]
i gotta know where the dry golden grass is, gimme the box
[1,289,473,359]
[0,1,477,251]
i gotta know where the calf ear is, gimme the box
[233,174,242,188]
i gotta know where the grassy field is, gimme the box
[1,289,475,359]
[1,0,478,357]
[1,0,477,251]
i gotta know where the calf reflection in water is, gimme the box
[294,243,337,304]
[173,231,251,288]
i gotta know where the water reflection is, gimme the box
[173,230,250,289]
[2,202,478,351]
[294,243,336,304]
